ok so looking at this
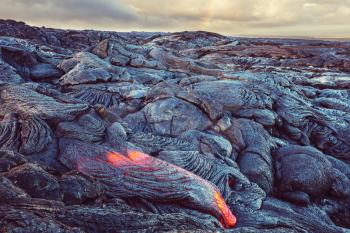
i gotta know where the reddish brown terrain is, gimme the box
[0,19,350,232]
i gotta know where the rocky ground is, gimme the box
[0,19,350,232]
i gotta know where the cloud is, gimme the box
[121,0,350,37]
[0,0,349,38]
[0,0,137,27]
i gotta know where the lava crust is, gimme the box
[0,19,350,232]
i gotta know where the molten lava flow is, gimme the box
[106,150,153,167]
[214,191,237,228]
[105,150,237,228]
[106,151,130,166]
[127,150,151,164]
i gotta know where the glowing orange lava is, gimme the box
[127,150,150,164]
[214,191,237,228]
[105,150,237,228]
[106,151,130,166]
[106,150,153,167]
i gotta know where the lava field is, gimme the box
[1,19,350,232]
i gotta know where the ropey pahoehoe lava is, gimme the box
[0,19,350,232]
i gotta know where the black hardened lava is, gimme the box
[1,19,350,232]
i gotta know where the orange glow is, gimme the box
[214,191,237,228]
[106,150,237,228]
[106,150,154,167]
[106,151,130,166]
[127,150,150,163]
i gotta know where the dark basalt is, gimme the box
[1,19,350,232]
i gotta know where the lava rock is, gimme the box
[0,19,350,232]
[5,163,63,201]
[30,63,63,80]
[274,146,350,201]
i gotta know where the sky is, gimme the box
[1,0,350,38]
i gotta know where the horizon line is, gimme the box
[2,19,350,42]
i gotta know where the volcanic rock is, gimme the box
[0,19,350,232]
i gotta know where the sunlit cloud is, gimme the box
[0,0,349,38]
[0,0,137,28]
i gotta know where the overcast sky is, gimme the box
[1,0,350,38]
